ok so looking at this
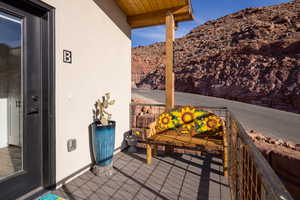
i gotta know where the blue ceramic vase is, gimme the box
[92,121,116,166]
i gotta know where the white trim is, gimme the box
[55,167,91,189]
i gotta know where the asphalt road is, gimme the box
[132,88,300,144]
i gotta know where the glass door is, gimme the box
[0,10,23,179]
[0,2,44,199]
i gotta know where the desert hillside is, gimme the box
[132,0,300,113]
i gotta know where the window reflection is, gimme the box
[0,11,22,179]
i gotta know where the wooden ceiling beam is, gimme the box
[128,5,193,29]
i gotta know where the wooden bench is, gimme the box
[145,106,228,176]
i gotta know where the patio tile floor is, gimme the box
[53,149,230,200]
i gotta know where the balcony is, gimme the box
[53,150,229,200]
[48,104,293,200]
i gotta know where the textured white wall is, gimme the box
[0,99,8,148]
[41,0,131,182]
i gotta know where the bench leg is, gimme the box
[223,149,228,177]
[146,144,152,164]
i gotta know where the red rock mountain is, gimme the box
[132,0,300,113]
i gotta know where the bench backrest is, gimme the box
[155,106,224,137]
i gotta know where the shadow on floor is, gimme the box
[53,148,230,200]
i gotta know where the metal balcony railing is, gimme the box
[130,103,294,200]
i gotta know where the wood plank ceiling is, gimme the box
[116,0,194,28]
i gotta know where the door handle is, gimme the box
[27,108,39,115]
[31,95,39,102]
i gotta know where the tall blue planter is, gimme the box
[92,121,116,166]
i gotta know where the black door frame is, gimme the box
[0,0,56,189]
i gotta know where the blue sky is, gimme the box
[132,0,292,47]
[0,11,21,48]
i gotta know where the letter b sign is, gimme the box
[63,50,72,64]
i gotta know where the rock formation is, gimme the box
[132,0,300,113]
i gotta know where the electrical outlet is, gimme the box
[67,139,76,152]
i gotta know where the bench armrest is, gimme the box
[146,122,157,138]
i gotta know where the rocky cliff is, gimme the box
[132,0,300,113]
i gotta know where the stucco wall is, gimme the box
[41,0,131,182]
